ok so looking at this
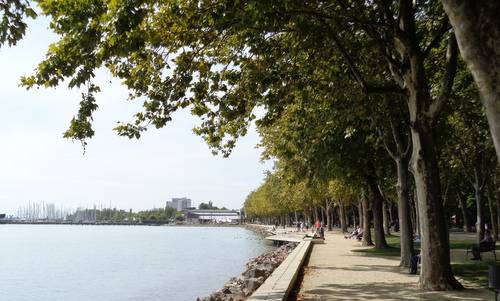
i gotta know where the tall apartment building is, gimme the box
[166,197,192,211]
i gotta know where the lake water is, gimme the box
[0,225,272,301]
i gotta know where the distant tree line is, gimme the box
[198,201,228,210]
[67,207,179,223]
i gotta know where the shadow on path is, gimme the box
[300,282,493,301]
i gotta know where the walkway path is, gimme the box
[298,231,493,301]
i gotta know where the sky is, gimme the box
[0,16,272,215]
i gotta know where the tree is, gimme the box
[317,2,461,289]
[0,0,36,47]
[257,90,390,249]
[442,1,500,164]
[199,201,218,210]
[373,98,414,266]
[21,0,464,289]
[441,63,496,242]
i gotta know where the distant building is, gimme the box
[185,209,240,224]
[166,198,192,211]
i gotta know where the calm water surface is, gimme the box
[0,225,272,301]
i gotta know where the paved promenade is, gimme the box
[297,231,493,301]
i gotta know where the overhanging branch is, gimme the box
[330,33,404,95]
[427,33,458,120]
[423,18,451,58]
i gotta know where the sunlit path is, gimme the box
[298,231,492,301]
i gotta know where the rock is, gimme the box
[243,268,267,278]
[198,241,298,300]
[231,292,246,301]
[244,277,263,292]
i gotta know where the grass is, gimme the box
[350,232,495,288]
[449,240,476,250]
[452,261,494,288]
[354,234,475,254]
[351,234,420,256]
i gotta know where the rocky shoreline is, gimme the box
[197,242,298,301]
[243,223,275,236]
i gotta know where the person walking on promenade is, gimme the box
[320,223,325,240]
[314,219,321,235]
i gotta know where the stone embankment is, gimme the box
[243,224,275,236]
[197,242,297,301]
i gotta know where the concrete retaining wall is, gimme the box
[247,240,312,301]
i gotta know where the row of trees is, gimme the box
[1,0,499,292]
[67,207,179,223]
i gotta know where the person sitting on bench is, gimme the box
[471,230,494,260]
[344,226,360,239]
[356,228,364,241]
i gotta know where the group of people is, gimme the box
[344,225,364,241]
[296,220,325,240]
[296,221,310,232]
[314,220,325,239]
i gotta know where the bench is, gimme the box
[466,241,497,260]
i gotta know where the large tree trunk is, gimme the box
[495,171,500,240]
[330,206,336,228]
[487,186,498,240]
[325,201,332,231]
[473,154,485,242]
[383,201,391,235]
[339,203,348,233]
[410,192,417,234]
[358,200,363,228]
[366,175,389,249]
[409,117,460,289]
[388,203,394,226]
[352,206,358,227]
[361,192,373,246]
[396,156,414,267]
[443,1,500,163]
[396,3,461,286]
[457,193,471,232]
[474,187,485,241]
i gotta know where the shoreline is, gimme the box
[243,223,275,236]
[195,223,297,301]
[197,242,298,301]
[0,221,243,227]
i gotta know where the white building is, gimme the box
[185,209,240,224]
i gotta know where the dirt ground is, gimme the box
[297,231,494,301]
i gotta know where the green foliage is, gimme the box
[0,0,36,47]
[136,207,176,222]
[452,261,492,288]
[18,1,399,159]
[198,201,218,210]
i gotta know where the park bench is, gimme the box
[466,241,497,261]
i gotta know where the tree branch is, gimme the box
[377,0,396,29]
[330,33,404,95]
[375,125,397,160]
[403,130,412,158]
[422,18,451,58]
[457,150,474,186]
[427,33,458,120]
